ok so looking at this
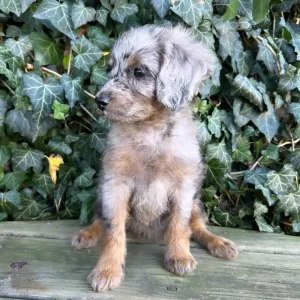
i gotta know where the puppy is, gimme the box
[71,25,238,292]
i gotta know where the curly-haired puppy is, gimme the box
[71,25,238,292]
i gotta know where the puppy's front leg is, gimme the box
[164,188,197,276]
[88,179,131,291]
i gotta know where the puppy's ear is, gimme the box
[156,27,217,110]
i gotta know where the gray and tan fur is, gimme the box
[71,25,238,292]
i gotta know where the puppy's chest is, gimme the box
[128,150,174,224]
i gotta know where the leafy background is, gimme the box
[0,0,300,235]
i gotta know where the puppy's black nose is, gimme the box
[95,96,110,111]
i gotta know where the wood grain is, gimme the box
[0,221,299,299]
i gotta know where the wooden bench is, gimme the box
[0,220,299,299]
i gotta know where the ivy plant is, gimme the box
[0,0,300,234]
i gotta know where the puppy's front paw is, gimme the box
[164,255,197,276]
[207,236,238,259]
[71,229,99,249]
[88,265,124,291]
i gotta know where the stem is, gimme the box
[67,46,72,75]
[249,156,263,171]
[286,126,296,152]
[271,9,276,39]
[1,80,15,95]
[279,138,300,148]
[42,67,97,121]
[79,104,97,121]
[255,36,281,75]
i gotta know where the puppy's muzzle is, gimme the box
[95,95,110,111]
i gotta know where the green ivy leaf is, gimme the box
[74,167,96,189]
[237,0,253,19]
[252,0,270,23]
[0,171,27,190]
[71,0,96,29]
[213,16,239,60]
[288,150,300,172]
[212,207,240,227]
[292,218,300,232]
[95,7,109,26]
[233,98,250,127]
[278,188,300,218]
[0,146,11,168]
[87,26,112,51]
[255,215,274,232]
[283,22,300,60]
[71,36,103,72]
[110,0,138,23]
[203,185,216,202]
[20,0,36,13]
[254,201,268,217]
[257,42,277,74]
[47,137,72,155]
[233,75,263,111]
[171,0,212,28]
[0,0,22,16]
[22,72,63,128]
[289,103,300,124]
[232,40,253,77]
[261,144,279,160]
[33,0,77,40]
[222,0,239,20]
[32,173,55,197]
[0,191,21,214]
[59,163,77,185]
[276,0,296,12]
[14,188,48,220]
[207,108,221,138]
[88,130,107,153]
[255,184,275,206]
[5,35,32,62]
[232,137,253,162]
[64,127,79,144]
[0,98,8,127]
[206,140,232,171]
[4,109,33,140]
[91,62,108,85]
[12,145,44,172]
[77,187,97,224]
[205,159,227,191]
[278,64,300,92]
[61,74,84,108]
[241,100,279,143]
[196,121,211,146]
[193,20,215,49]
[151,0,170,18]
[30,31,63,65]
[265,164,297,195]
[244,168,269,185]
[52,99,69,120]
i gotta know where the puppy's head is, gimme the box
[96,25,217,122]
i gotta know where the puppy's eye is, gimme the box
[106,65,112,72]
[134,68,145,78]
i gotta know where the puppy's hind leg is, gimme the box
[71,219,103,249]
[190,201,238,259]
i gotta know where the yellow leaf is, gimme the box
[46,154,64,184]
[103,51,110,56]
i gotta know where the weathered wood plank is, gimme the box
[1,220,300,255]
[0,234,300,300]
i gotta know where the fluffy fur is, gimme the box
[71,25,238,292]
